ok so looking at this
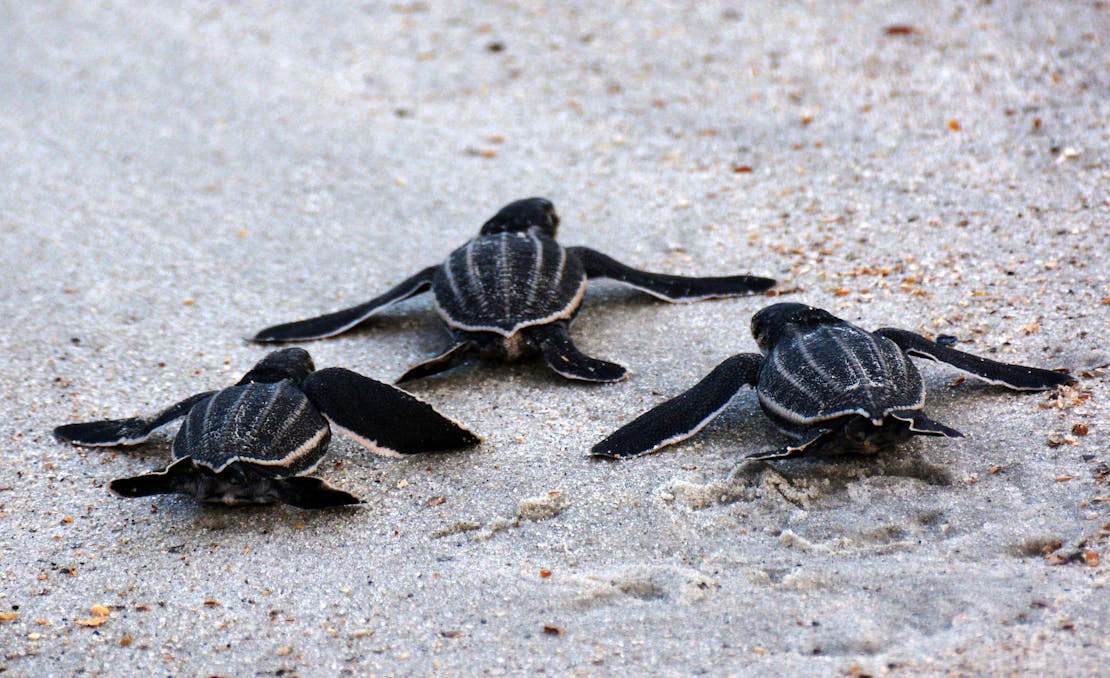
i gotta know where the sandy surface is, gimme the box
[2,1,1107,675]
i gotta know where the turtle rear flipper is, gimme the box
[109,457,198,497]
[303,367,480,455]
[746,428,837,460]
[891,410,964,438]
[568,246,775,301]
[531,322,627,383]
[270,477,362,509]
[55,391,216,447]
[395,342,475,384]
[252,265,438,342]
[875,328,1075,391]
[593,353,763,458]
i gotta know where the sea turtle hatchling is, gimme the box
[252,197,775,383]
[592,302,1075,460]
[54,348,479,508]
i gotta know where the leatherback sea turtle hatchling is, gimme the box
[252,197,775,383]
[54,348,479,508]
[592,302,1075,460]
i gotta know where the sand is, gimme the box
[1,1,1107,675]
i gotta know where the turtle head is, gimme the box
[239,348,316,385]
[479,197,559,237]
[751,303,840,352]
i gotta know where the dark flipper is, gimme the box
[252,265,438,342]
[592,353,763,458]
[270,477,362,509]
[109,457,198,497]
[303,367,480,455]
[395,342,475,384]
[531,322,627,383]
[891,410,965,438]
[745,428,837,461]
[875,328,1075,391]
[568,246,775,301]
[54,391,217,447]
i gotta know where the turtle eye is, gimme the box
[751,320,766,346]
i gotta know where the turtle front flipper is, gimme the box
[54,391,217,447]
[108,457,199,497]
[746,428,837,460]
[251,265,439,342]
[874,328,1076,391]
[269,477,362,509]
[303,367,480,455]
[567,246,775,301]
[395,342,475,384]
[530,322,627,383]
[592,353,762,458]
